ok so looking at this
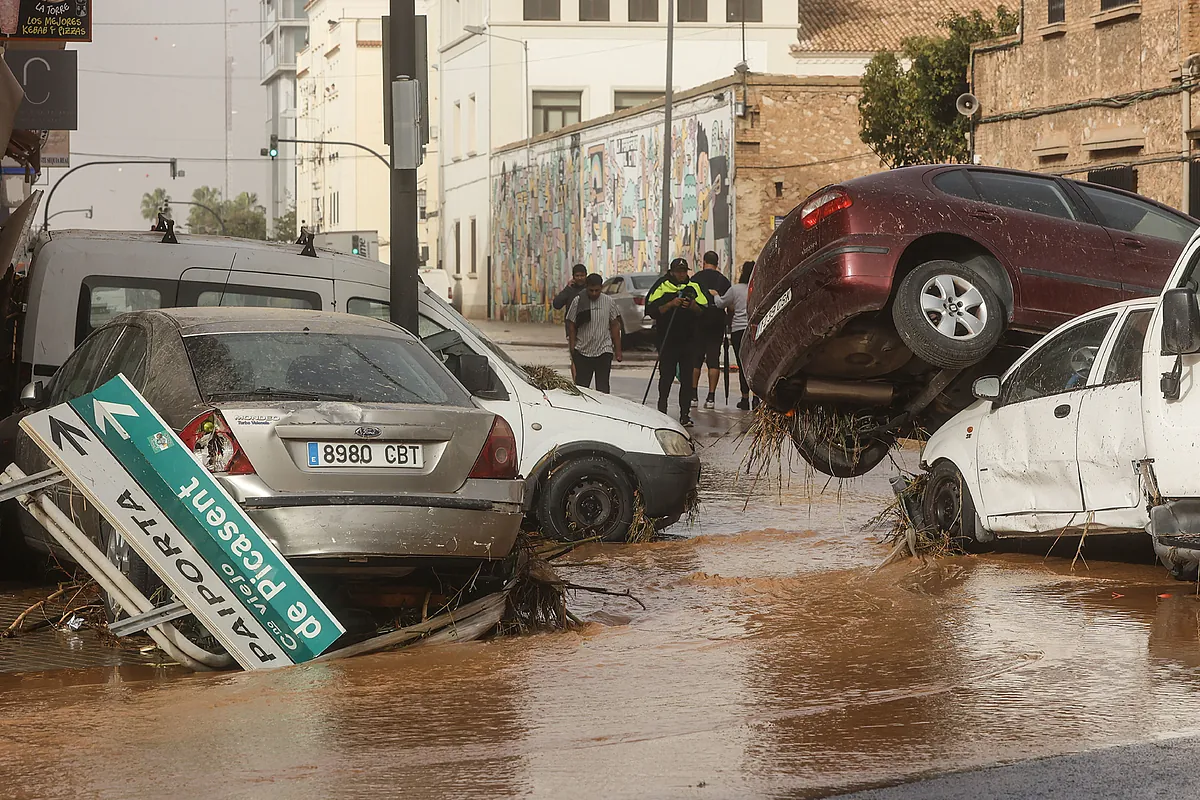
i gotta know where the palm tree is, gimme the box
[187,186,225,234]
[140,188,171,222]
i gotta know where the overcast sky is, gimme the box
[38,1,269,231]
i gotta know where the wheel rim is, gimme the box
[565,478,621,534]
[930,476,963,536]
[919,273,989,340]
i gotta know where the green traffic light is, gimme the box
[269,148,278,158]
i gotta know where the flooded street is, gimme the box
[2,365,1200,798]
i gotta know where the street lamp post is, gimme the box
[660,0,676,271]
[46,206,93,225]
[43,159,179,231]
[164,201,227,235]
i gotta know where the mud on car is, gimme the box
[741,164,1199,477]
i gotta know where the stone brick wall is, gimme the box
[734,76,883,267]
[972,0,1193,210]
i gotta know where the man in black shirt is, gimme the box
[552,264,588,339]
[691,250,731,409]
[646,257,708,427]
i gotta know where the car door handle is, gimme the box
[1121,237,1145,250]
[969,210,1001,223]
[1054,404,1071,418]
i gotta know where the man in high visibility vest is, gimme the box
[646,257,708,427]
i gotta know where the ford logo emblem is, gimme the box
[355,426,382,439]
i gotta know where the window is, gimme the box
[1088,165,1137,193]
[1000,314,1116,405]
[727,0,762,22]
[678,0,706,21]
[1100,0,1136,9]
[453,101,462,159]
[614,90,662,111]
[89,286,163,330]
[1047,0,1065,23]
[629,0,658,21]
[533,91,581,135]
[195,290,315,310]
[183,332,472,407]
[580,0,609,21]
[1077,184,1198,245]
[417,188,427,221]
[51,326,123,405]
[470,217,477,274]
[603,277,623,294]
[1103,309,1152,384]
[455,221,462,274]
[630,275,659,291]
[971,171,1078,221]
[347,297,390,321]
[523,0,560,20]
[467,94,477,154]
[93,326,150,390]
[932,169,979,201]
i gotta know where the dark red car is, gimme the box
[743,164,1199,477]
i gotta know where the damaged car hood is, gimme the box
[543,387,686,433]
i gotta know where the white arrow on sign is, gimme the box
[93,399,139,440]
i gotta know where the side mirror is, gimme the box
[19,380,46,410]
[972,376,1001,402]
[456,353,492,396]
[1161,287,1200,356]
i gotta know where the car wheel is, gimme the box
[791,425,893,479]
[922,460,989,553]
[892,260,1004,370]
[100,520,153,623]
[538,456,636,542]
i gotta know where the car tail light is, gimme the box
[468,415,518,479]
[799,189,852,230]
[180,410,255,475]
[634,295,645,306]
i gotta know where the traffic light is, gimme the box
[170,158,178,179]
[268,134,279,159]
[351,234,362,256]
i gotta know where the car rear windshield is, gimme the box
[630,275,659,291]
[183,332,473,407]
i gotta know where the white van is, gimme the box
[8,229,700,540]
[919,227,1200,579]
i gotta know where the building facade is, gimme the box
[972,0,1200,212]
[295,0,441,267]
[490,74,880,321]
[440,0,803,318]
[260,0,308,235]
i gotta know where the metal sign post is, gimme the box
[20,375,345,670]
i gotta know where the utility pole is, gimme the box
[659,0,676,271]
[388,0,420,334]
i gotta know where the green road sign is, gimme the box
[66,375,344,662]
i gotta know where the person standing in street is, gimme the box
[566,273,622,393]
[714,261,754,410]
[646,257,708,426]
[691,250,731,409]
[553,264,588,379]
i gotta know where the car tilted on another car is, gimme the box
[12,307,524,635]
[742,164,1198,477]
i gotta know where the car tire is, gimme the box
[893,260,1004,370]
[922,460,990,553]
[100,520,154,623]
[538,456,636,543]
[791,427,893,479]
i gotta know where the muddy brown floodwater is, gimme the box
[2,424,1200,799]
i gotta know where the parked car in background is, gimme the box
[419,267,454,307]
[603,271,662,343]
[0,230,698,545]
[743,164,1199,477]
[12,307,524,633]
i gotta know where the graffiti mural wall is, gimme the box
[491,96,734,322]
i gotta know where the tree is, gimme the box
[140,188,171,222]
[223,192,267,240]
[187,186,226,235]
[858,7,1018,168]
[271,201,298,243]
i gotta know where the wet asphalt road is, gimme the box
[3,347,1200,797]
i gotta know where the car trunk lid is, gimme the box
[212,402,495,495]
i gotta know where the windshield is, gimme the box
[183,332,473,407]
[414,288,537,386]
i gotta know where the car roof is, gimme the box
[121,307,412,338]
